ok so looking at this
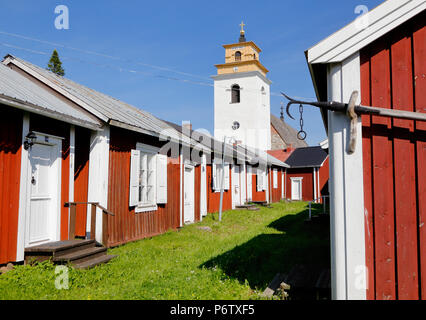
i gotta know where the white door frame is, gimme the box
[290,177,303,201]
[200,154,207,218]
[183,163,195,224]
[24,132,63,248]
[246,165,252,202]
[231,164,241,208]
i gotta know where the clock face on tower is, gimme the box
[232,121,240,130]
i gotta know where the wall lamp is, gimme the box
[24,132,37,150]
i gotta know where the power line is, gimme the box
[0,31,315,101]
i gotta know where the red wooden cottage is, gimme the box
[306,0,426,299]
[0,54,288,266]
[268,146,329,203]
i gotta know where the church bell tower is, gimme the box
[213,22,271,151]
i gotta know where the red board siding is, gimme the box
[286,168,314,201]
[107,127,181,247]
[0,106,22,265]
[360,12,425,300]
[270,168,282,203]
[251,172,266,202]
[413,12,426,300]
[206,164,232,213]
[29,113,70,242]
[74,127,91,237]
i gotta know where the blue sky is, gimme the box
[0,0,383,146]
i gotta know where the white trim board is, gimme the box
[87,125,110,243]
[327,52,367,300]
[307,0,426,64]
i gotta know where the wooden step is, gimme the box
[73,254,117,270]
[53,246,107,265]
[25,240,96,264]
[235,204,257,210]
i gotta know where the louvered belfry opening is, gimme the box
[231,84,240,103]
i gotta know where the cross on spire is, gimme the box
[240,21,245,34]
[239,21,246,43]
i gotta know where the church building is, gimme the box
[213,23,307,152]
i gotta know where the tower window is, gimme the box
[231,85,241,104]
[253,53,256,60]
[235,51,242,61]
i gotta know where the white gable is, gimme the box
[307,0,426,64]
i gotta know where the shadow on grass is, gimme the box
[200,204,330,293]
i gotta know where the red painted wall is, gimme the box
[360,11,425,300]
[74,127,91,237]
[0,106,22,265]
[251,171,266,202]
[206,164,232,213]
[270,167,283,203]
[107,126,181,247]
[285,168,314,201]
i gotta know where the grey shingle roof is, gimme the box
[284,146,328,168]
[270,114,308,149]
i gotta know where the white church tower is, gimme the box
[213,22,271,151]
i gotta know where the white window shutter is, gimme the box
[273,169,278,189]
[156,154,168,204]
[224,163,230,190]
[129,149,140,207]
[212,161,218,191]
[263,170,267,190]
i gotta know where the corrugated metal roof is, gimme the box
[164,120,289,167]
[0,63,102,129]
[5,55,183,141]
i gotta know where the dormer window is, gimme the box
[235,51,242,61]
[231,84,241,103]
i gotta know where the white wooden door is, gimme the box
[246,165,252,202]
[183,165,195,224]
[232,165,241,206]
[25,135,62,247]
[291,178,303,201]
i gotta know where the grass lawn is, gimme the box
[0,201,330,300]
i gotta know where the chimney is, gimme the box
[182,121,192,132]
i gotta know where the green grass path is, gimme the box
[0,201,329,300]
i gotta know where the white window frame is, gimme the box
[134,143,158,213]
[212,160,230,192]
[273,168,278,189]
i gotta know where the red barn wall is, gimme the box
[206,164,232,213]
[285,168,314,201]
[29,113,70,241]
[0,106,23,265]
[251,172,266,202]
[360,11,425,300]
[270,167,283,203]
[107,127,181,247]
[73,127,91,237]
